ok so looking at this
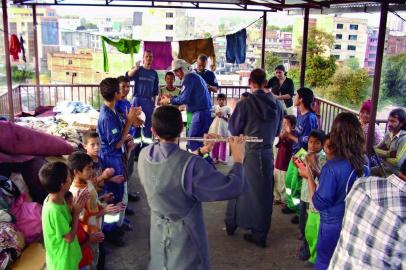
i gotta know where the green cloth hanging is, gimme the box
[101,36,141,72]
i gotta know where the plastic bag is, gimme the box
[10,193,42,244]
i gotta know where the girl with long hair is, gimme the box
[298,112,370,270]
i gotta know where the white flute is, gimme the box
[179,136,263,143]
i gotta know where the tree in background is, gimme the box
[305,55,337,88]
[264,52,282,75]
[297,27,334,58]
[344,58,361,70]
[295,27,336,88]
[381,53,406,106]
[321,66,371,108]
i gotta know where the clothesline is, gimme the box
[0,15,263,42]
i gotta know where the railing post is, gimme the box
[367,1,388,155]
[2,0,14,121]
[261,11,267,70]
[33,5,41,108]
[300,8,310,88]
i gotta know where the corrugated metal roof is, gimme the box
[11,0,406,12]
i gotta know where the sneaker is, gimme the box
[290,215,299,224]
[105,231,125,247]
[243,233,266,248]
[128,192,140,202]
[125,207,135,216]
[303,261,314,268]
[282,206,296,214]
[225,223,237,236]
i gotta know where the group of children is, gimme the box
[40,76,143,270]
[274,113,333,266]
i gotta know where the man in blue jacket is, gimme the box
[161,59,213,151]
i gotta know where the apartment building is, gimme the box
[318,16,368,64]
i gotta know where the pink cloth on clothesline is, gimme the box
[144,41,173,70]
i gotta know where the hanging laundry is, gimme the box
[143,41,173,70]
[226,29,247,64]
[101,36,141,72]
[178,38,216,70]
[9,34,21,61]
[19,36,26,63]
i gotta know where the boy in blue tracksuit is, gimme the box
[125,50,159,145]
[97,77,139,245]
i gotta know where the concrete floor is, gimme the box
[105,162,307,270]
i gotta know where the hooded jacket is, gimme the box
[229,89,284,151]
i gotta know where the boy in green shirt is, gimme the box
[39,162,89,270]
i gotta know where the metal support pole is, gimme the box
[261,11,267,69]
[2,0,14,121]
[300,8,309,88]
[367,1,388,155]
[33,5,41,108]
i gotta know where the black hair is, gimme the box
[241,92,250,98]
[100,77,119,102]
[165,71,175,78]
[324,133,331,142]
[308,129,326,144]
[284,115,297,128]
[67,151,93,176]
[198,54,208,62]
[249,68,267,86]
[297,87,314,112]
[401,159,406,175]
[117,76,130,84]
[152,106,183,140]
[39,162,69,193]
[389,108,406,131]
[217,93,226,100]
[64,191,73,200]
[275,64,287,75]
[83,131,99,145]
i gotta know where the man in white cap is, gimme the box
[161,59,213,151]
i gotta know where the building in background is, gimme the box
[292,17,317,49]
[364,27,379,74]
[139,9,195,42]
[317,16,368,64]
[387,33,406,55]
[8,7,60,69]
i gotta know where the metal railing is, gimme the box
[0,84,388,133]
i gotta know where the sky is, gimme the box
[52,5,405,28]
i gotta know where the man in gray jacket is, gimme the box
[138,105,246,270]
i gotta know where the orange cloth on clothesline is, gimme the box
[178,38,216,71]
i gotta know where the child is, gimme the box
[96,77,140,245]
[209,93,231,164]
[138,105,245,270]
[68,152,123,266]
[158,71,181,106]
[39,162,88,270]
[283,87,318,215]
[297,130,326,262]
[274,115,297,205]
[82,131,124,189]
[303,133,334,267]
[65,191,100,270]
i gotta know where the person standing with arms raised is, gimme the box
[125,50,159,145]
[224,68,284,247]
[160,59,213,152]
